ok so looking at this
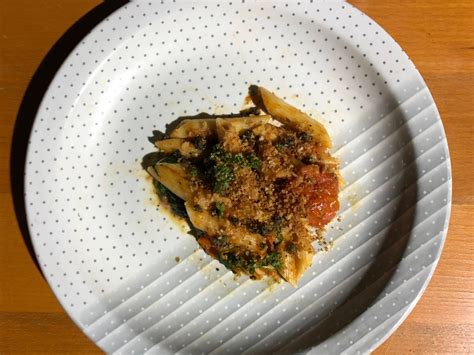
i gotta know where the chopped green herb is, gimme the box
[245,153,262,170]
[276,230,284,242]
[247,261,257,275]
[218,253,242,271]
[217,250,282,275]
[211,145,261,169]
[218,251,258,275]
[213,162,234,194]
[210,145,261,194]
[215,201,225,217]
[261,252,283,271]
[274,136,296,150]
[189,166,199,178]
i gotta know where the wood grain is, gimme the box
[0,0,472,354]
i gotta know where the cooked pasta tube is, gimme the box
[155,138,201,157]
[155,163,193,201]
[248,85,332,148]
[169,118,217,138]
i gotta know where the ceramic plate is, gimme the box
[25,1,452,353]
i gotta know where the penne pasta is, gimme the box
[155,138,200,157]
[295,250,313,280]
[169,119,216,138]
[185,202,222,235]
[155,163,193,201]
[279,252,298,286]
[248,85,332,148]
[279,250,313,286]
[185,202,265,253]
[251,123,283,142]
[217,115,271,134]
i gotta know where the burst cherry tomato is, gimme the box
[298,165,339,228]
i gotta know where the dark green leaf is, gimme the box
[210,144,262,194]
[159,151,181,164]
[154,181,188,218]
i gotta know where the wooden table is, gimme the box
[1,1,473,353]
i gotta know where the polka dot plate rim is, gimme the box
[24,1,452,354]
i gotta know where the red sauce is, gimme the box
[298,165,339,228]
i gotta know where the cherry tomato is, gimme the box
[298,165,339,228]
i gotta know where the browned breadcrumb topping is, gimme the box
[185,120,338,280]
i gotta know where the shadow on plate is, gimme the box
[282,186,417,353]
[10,0,129,275]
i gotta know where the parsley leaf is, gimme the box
[215,201,225,217]
[260,252,283,271]
[210,144,262,194]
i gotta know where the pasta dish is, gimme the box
[145,86,340,286]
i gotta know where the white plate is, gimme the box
[25,1,452,354]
